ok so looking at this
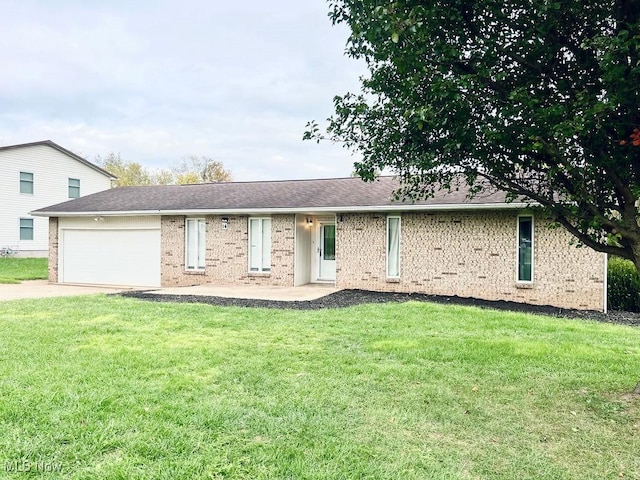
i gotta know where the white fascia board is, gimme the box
[30,202,534,217]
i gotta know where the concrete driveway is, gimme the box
[0,281,338,302]
[0,280,130,301]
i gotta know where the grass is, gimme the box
[0,257,48,284]
[0,296,639,479]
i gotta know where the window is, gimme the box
[185,218,206,270]
[68,178,80,198]
[20,172,33,194]
[323,225,335,260]
[19,218,34,241]
[517,216,534,282]
[387,216,401,277]
[249,217,271,272]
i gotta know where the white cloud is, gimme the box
[0,0,365,180]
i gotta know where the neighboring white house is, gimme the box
[0,140,115,257]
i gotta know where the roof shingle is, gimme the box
[32,176,519,215]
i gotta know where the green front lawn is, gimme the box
[0,296,639,479]
[0,257,48,284]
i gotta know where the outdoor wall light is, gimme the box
[306,217,313,226]
[94,216,104,222]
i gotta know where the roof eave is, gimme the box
[0,140,117,180]
[43,141,117,180]
[30,202,536,217]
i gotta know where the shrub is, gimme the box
[608,257,640,312]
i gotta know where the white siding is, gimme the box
[59,216,160,230]
[0,144,112,254]
[294,214,312,286]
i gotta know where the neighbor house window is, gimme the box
[387,216,401,277]
[185,218,206,270]
[19,218,34,241]
[68,178,80,198]
[20,172,33,194]
[249,217,271,272]
[517,215,534,282]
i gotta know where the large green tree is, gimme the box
[308,0,640,270]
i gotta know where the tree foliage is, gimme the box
[173,155,233,184]
[308,0,640,270]
[96,154,232,187]
[96,153,153,187]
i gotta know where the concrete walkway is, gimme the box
[0,281,339,302]
[0,280,130,301]
[144,283,340,301]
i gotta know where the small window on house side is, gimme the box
[249,217,271,272]
[20,218,34,241]
[185,218,206,270]
[20,172,34,194]
[68,178,80,198]
[387,216,401,277]
[517,216,533,282]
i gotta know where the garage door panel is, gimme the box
[62,229,161,287]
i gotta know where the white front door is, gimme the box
[318,223,336,281]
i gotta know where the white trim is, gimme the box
[386,215,401,278]
[516,214,534,284]
[185,218,206,271]
[19,217,34,241]
[603,254,608,313]
[248,217,271,273]
[31,202,535,217]
[316,220,337,281]
[19,171,34,195]
[68,177,81,198]
[59,226,160,231]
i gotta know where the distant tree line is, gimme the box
[96,153,232,187]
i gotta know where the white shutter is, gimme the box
[198,220,206,269]
[186,219,198,269]
[261,219,271,271]
[249,218,261,271]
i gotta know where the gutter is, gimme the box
[31,202,535,217]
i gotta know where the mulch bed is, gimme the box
[118,289,640,327]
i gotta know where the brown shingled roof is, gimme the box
[32,176,523,216]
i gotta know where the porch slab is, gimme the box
[147,283,340,302]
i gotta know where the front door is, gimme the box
[318,223,336,281]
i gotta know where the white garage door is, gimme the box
[61,229,161,287]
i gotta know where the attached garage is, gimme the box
[58,216,161,287]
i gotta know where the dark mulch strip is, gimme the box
[117,289,640,327]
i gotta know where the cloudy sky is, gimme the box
[0,1,365,180]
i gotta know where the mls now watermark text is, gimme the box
[4,459,63,473]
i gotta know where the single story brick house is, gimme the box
[32,176,607,311]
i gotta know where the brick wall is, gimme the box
[49,210,604,310]
[336,211,605,311]
[161,214,295,287]
[48,217,58,283]
[161,216,194,287]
